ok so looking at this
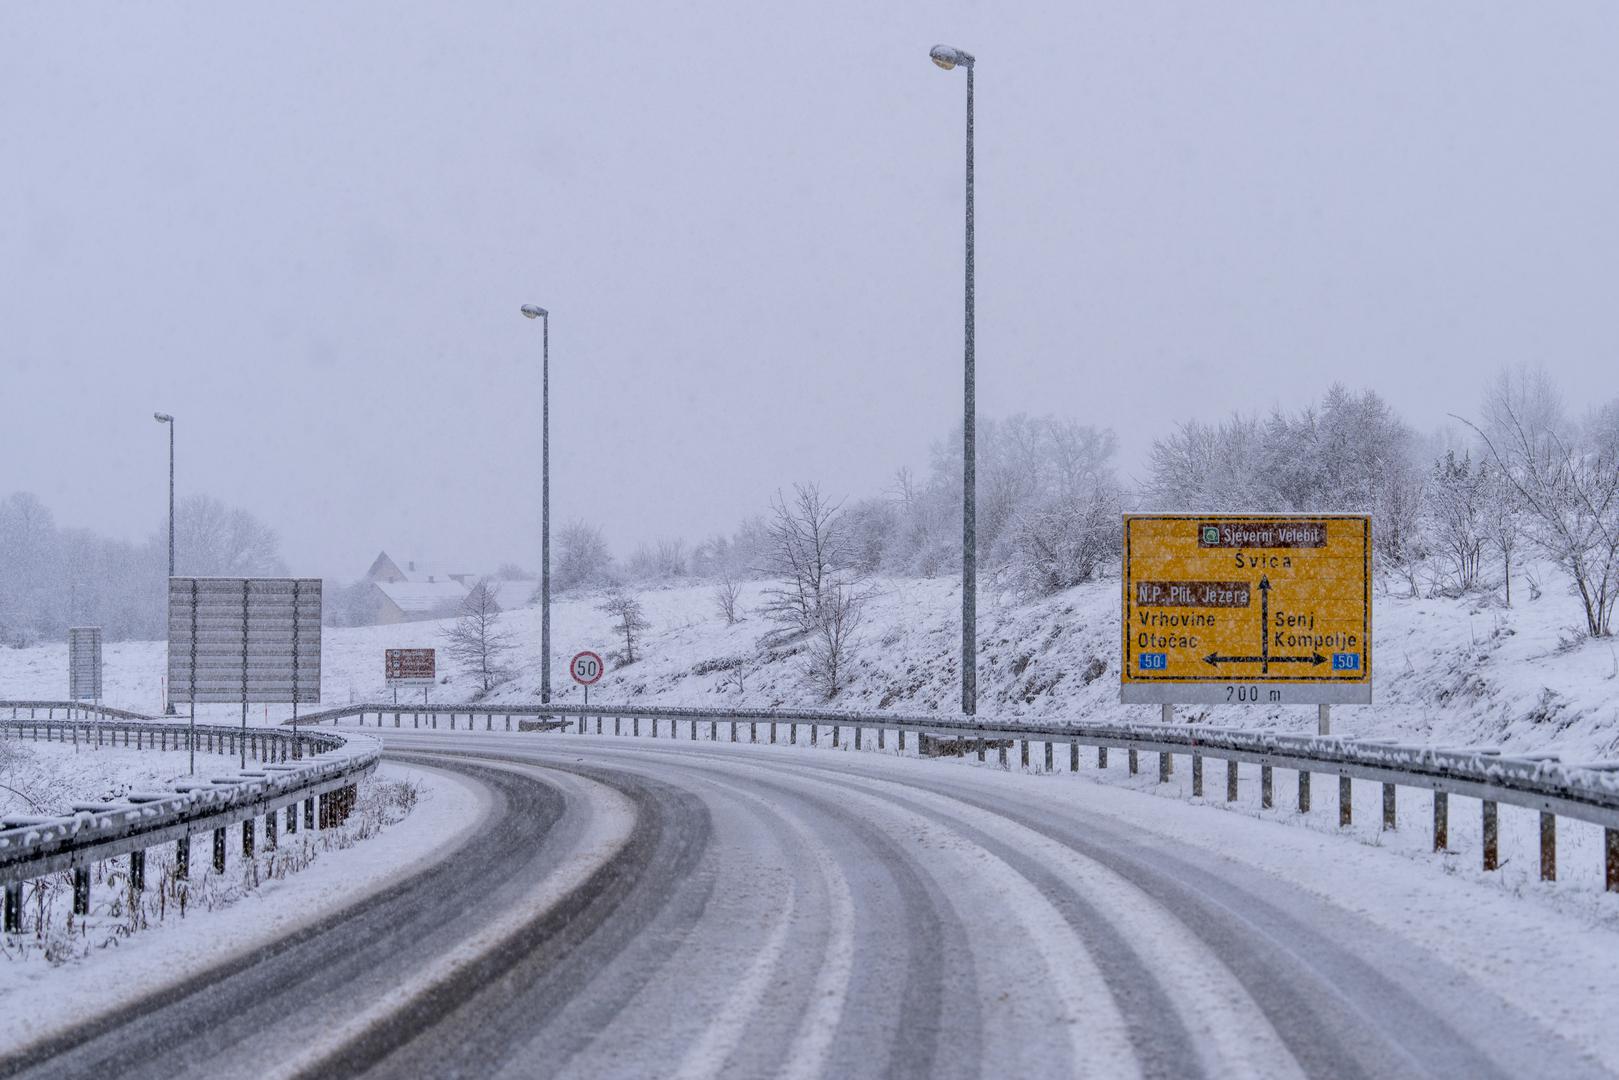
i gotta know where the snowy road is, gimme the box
[3,731,1612,1079]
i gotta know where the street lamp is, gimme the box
[154,413,178,720]
[520,304,553,705]
[929,43,977,716]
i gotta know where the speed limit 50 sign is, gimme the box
[570,651,604,686]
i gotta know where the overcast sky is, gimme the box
[4,4,1617,579]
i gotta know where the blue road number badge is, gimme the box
[1139,653,1168,671]
[1332,653,1361,671]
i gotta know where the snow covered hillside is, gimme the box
[3,568,1617,757]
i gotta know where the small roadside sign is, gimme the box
[571,651,604,686]
[385,648,436,685]
[1121,513,1372,705]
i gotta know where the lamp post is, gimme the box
[520,304,552,705]
[154,413,177,719]
[929,43,977,716]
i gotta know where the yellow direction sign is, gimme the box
[1121,514,1372,705]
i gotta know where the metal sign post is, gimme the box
[1120,514,1372,708]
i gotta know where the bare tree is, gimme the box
[599,587,651,664]
[713,574,742,625]
[1461,373,1619,637]
[757,483,856,642]
[1426,451,1488,595]
[1482,465,1521,606]
[174,494,287,577]
[441,579,515,695]
[804,579,864,698]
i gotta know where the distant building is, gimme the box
[364,552,476,588]
[360,551,475,624]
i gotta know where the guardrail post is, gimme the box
[1069,741,1078,772]
[1261,765,1273,808]
[1043,741,1052,771]
[709,719,717,741]
[1159,752,1171,783]
[505,714,511,731]
[130,849,146,894]
[1382,784,1396,831]
[997,742,1007,768]
[834,726,842,749]
[1607,829,1619,892]
[810,724,818,746]
[899,729,906,752]
[431,713,437,729]
[4,883,20,933]
[771,721,778,744]
[265,809,278,851]
[213,828,226,872]
[305,796,315,831]
[879,727,886,751]
[975,736,983,762]
[1540,813,1557,882]
[1191,753,1203,797]
[176,836,190,880]
[70,865,91,914]
[651,717,659,739]
[790,722,797,745]
[242,819,255,859]
[286,803,298,835]
[1482,801,1498,871]
[856,727,863,751]
[1298,771,1310,813]
[1339,776,1352,826]
[1020,739,1028,769]
[1097,746,1108,769]
[1433,792,1448,851]
[1226,759,1238,802]
[1128,749,1138,775]
[750,721,758,744]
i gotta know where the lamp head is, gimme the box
[520,305,548,320]
[929,44,974,70]
[154,412,173,424]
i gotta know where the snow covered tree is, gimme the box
[1468,369,1619,637]
[554,521,613,592]
[599,587,651,664]
[713,575,742,625]
[1426,451,1488,595]
[804,579,864,698]
[441,579,514,695]
[757,483,857,643]
[174,494,286,577]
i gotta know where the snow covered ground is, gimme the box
[3,564,1617,757]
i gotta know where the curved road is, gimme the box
[1,729,1606,1079]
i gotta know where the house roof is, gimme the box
[368,551,473,585]
[375,579,470,614]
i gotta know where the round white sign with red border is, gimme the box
[570,650,605,686]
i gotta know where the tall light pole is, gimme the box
[520,304,552,705]
[154,413,177,718]
[930,43,977,716]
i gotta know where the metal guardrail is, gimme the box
[0,701,381,930]
[307,700,1619,890]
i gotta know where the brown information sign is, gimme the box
[1121,514,1372,705]
[385,648,436,686]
